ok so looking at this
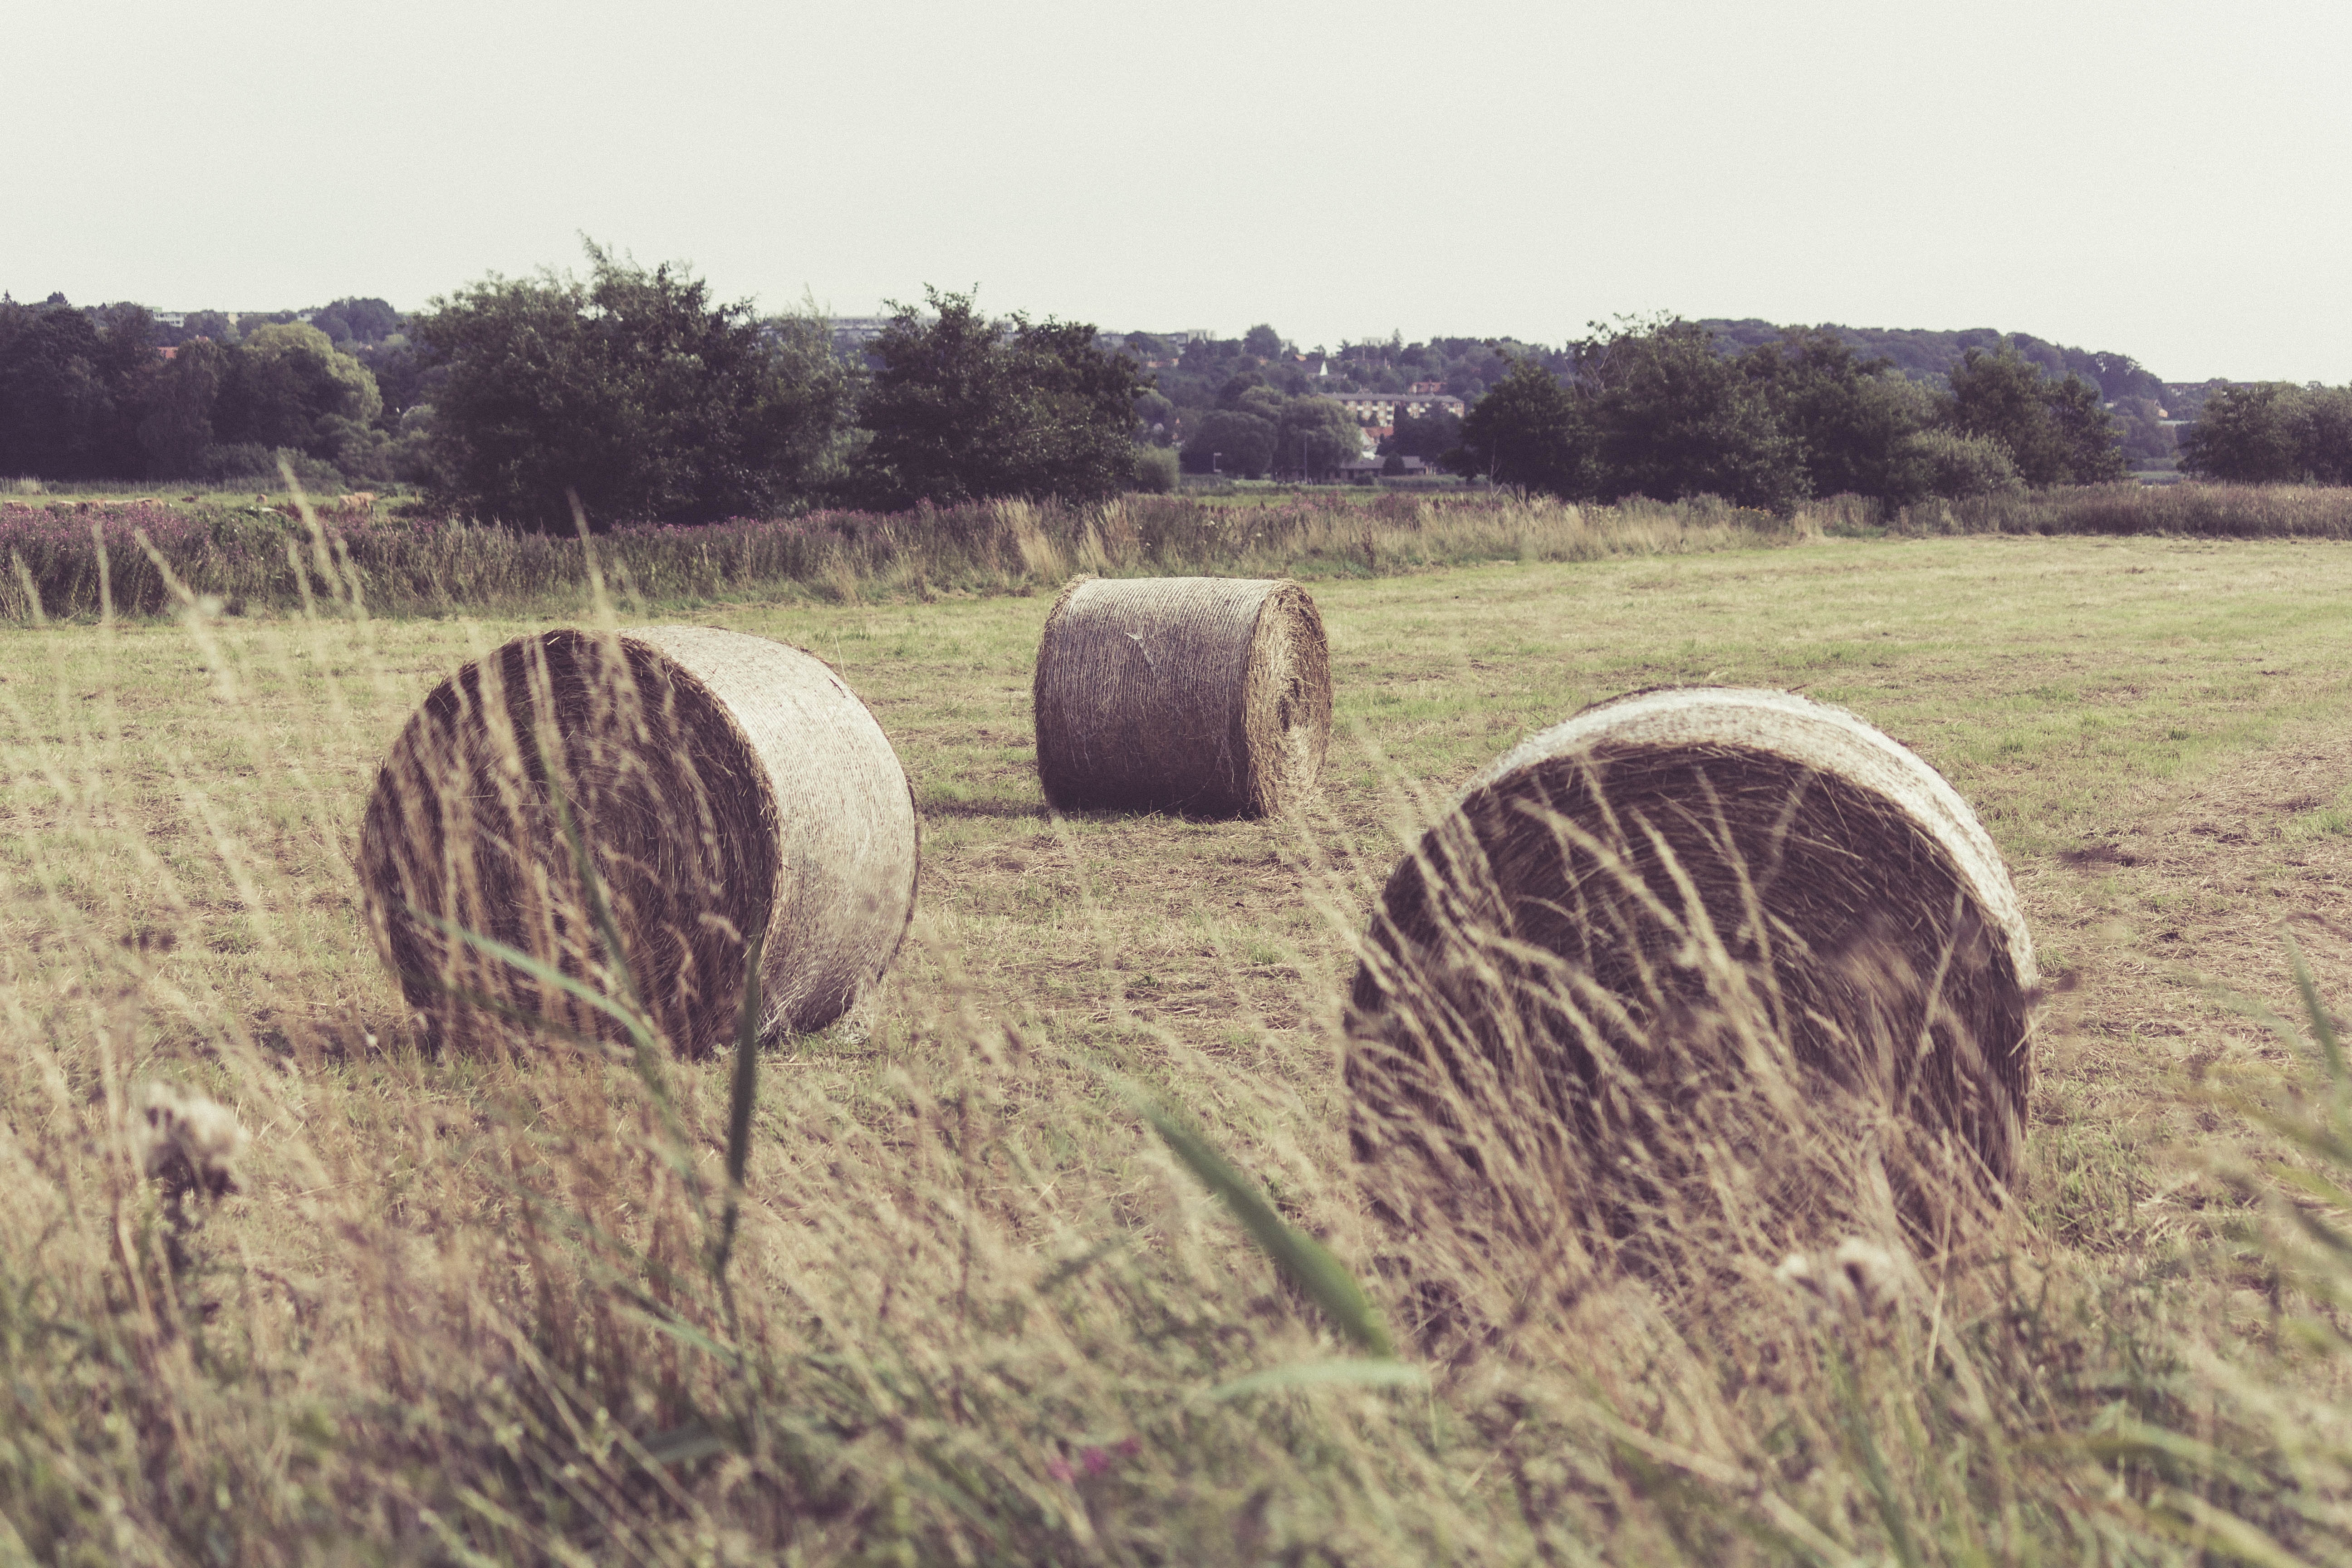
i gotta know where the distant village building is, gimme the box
[1335,454,1433,482]
[1329,390,1466,427]
[830,316,896,345]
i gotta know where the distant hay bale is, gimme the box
[1033,576,1331,816]
[1349,686,2038,1199]
[358,626,918,1055]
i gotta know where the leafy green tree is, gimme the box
[2087,350,2164,403]
[1384,406,1463,465]
[1740,329,1930,503]
[0,298,156,478]
[1274,396,1365,479]
[1241,323,1285,359]
[1899,428,2023,500]
[217,323,382,456]
[137,336,230,476]
[1943,346,2123,486]
[1579,320,1808,511]
[309,297,401,345]
[1458,356,1592,496]
[359,337,436,420]
[1181,410,1276,476]
[2181,384,2312,483]
[849,288,1147,509]
[2302,387,2352,484]
[2110,396,2176,465]
[1134,389,1176,443]
[414,244,855,528]
[1215,370,1269,408]
[1230,385,1287,425]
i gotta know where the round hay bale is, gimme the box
[358,626,918,1055]
[1032,575,1331,816]
[1348,686,2038,1195]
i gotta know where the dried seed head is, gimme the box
[1774,1236,1904,1322]
[134,1081,250,1199]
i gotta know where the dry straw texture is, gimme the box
[358,625,917,1054]
[1033,575,1332,816]
[1347,688,2038,1329]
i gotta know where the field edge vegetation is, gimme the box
[8,481,2352,625]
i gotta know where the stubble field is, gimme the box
[6,531,2352,1562]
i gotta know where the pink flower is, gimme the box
[1045,1458,1074,1484]
[1080,1446,1110,1477]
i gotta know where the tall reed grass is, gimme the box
[1852,482,2352,539]
[9,481,2351,625]
[0,490,1794,622]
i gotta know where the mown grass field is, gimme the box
[6,531,2352,1562]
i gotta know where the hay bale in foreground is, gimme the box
[1033,576,1331,816]
[1348,686,2038,1196]
[359,627,918,1054]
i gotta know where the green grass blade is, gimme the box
[2288,936,2346,1090]
[726,926,766,1192]
[1115,1076,1396,1359]
[711,925,765,1289]
[404,904,649,1042]
[612,1302,744,1369]
[2147,1488,2318,1568]
[401,973,626,1056]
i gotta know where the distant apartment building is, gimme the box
[1329,389,1466,427]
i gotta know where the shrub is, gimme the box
[201,443,345,491]
[1901,427,2023,500]
[1131,445,1180,493]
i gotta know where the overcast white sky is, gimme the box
[6,0,2347,382]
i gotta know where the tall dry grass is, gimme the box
[4,524,2351,1563]
[12,482,2352,627]
[1831,482,2352,539]
[0,490,1796,622]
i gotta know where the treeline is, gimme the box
[0,257,1153,527]
[413,262,1149,528]
[2179,383,2352,484]
[1457,319,2123,511]
[0,294,427,489]
[1125,318,2174,471]
[25,253,2352,524]
[1698,319,2165,400]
